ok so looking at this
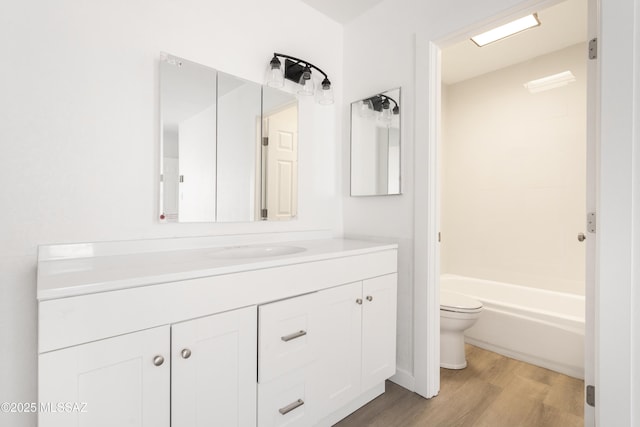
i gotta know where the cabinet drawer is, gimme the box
[258,368,316,427]
[259,293,318,383]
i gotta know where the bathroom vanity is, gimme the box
[37,237,398,426]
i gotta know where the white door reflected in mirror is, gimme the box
[263,104,298,220]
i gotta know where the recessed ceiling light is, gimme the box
[524,71,576,93]
[471,14,541,47]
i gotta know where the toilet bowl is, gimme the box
[440,291,483,369]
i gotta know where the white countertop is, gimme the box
[37,238,397,301]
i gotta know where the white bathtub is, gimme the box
[440,274,585,379]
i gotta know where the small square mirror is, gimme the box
[350,87,401,196]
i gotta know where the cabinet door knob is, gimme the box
[366,295,373,302]
[578,233,586,242]
[356,298,363,305]
[181,348,192,359]
[153,355,165,366]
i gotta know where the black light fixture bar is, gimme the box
[272,52,331,87]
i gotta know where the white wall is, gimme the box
[441,43,586,295]
[0,1,342,425]
[633,3,640,423]
[342,2,416,385]
[343,0,640,423]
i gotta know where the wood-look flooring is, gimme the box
[335,344,584,427]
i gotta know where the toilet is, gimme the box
[440,290,483,369]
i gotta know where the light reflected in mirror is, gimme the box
[160,54,296,222]
[350,87,401,196]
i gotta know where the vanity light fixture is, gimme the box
[360,99,375,118]
[266,53,334,105]
[360,94,400,118]
[524,70,576,93]
[471,13,540,47]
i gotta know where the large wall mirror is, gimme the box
[350,87,401,196]
[159,53,298,222]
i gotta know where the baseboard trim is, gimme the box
[316,382,385,426]
[389,368,415,391]
[465,338,584,379]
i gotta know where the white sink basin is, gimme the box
[208,245,306,259]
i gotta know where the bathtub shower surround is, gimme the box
[441,274,584,379]
[37,235,398,427]
[440,43,587,297]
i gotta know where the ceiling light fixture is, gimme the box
[266,53,334,105]
[524,70,576,93]
[471,13,541,47]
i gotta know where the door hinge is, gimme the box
[588,38,597,60]
[179,175,184,183]
[587,212,596,233]
[262,137,269,146]
[586,385,595,407]
[438,232,441,242]
[261,208,268,219]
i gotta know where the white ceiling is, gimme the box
[442,0,588,84]
[298,0,383,24]
[297,0,586,86]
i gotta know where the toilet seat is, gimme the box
[440,291,483,314]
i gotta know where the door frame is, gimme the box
[412,2,597,424]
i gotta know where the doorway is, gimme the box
[412,0,597,425]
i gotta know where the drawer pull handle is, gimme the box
[279,399,304,415]
[281,330,307,342]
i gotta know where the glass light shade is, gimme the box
[316,86,334,105]
[359,99,374,118]
[266,66,284,88]
[379,107,393,125]
[297,75,314,96]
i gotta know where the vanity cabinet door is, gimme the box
[171,306,257,427]
[314,281,363,416]
[38,326,170,427]
[361,274,398,391]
